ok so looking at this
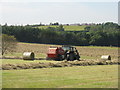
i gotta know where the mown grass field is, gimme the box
[2,65,118,88]
[37,25,86,31]
[2,42,119,88]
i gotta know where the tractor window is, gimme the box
[62,47,70,51]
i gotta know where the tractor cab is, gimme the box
[62,45,76,52]
[62,45,80,61]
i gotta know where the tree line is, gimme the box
[1,22,120,46]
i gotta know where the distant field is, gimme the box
[37,25,86,31]
[2,65,118,88]
[63,25,86,31]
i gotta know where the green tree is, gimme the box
[56,25,64,31]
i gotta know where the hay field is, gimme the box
[2,42,119,66]
[2,43,118,88]
[5,42,118,60]
[2,65,118,88]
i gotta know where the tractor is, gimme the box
[46,46,80,61]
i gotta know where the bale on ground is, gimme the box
[23,52,35,60]
[101,55,111,60]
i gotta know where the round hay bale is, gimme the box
[101,55,111,60]
[23,52,35,60]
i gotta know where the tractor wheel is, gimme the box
[76,55,80,60]
[66,53,74,61]
[69,53,75,61]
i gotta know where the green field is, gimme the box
[37,25,86,31]
[2,65,118,88]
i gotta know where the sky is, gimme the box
[0,0,119,25]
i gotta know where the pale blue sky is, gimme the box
[0,1,118,25]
